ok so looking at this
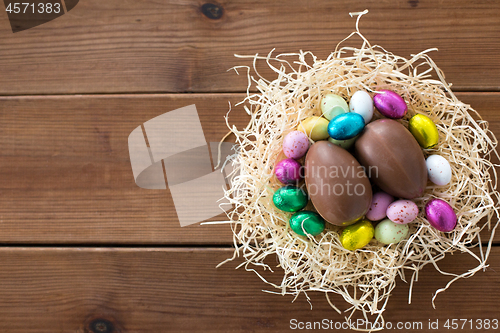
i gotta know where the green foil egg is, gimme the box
[273,185,308,212]
[408,114,439,148]
[374,218,409,245]
[340,219,374,251]
[289,211,325,236]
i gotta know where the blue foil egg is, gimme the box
[327,113,365,140]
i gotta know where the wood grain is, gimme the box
[0,247,496,332]
[0,0,499,94]
[0,93,498,244]
[0,94,247,244]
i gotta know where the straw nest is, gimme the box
[216,10,499,327]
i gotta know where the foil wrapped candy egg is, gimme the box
[408,114,439,149]
[340,219,374,251]
[425,198,457,232]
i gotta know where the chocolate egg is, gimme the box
[354,119,427,199]
[305,141,372,226]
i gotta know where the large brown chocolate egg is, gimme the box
[353,119,427,199]
[305,141,372,226]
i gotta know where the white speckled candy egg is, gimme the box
[426,155,452,186]
[386,200,418,224]
[321,94,349,120]
[283,131,310,159]
[349,90,374,124]
[375,218,409,245]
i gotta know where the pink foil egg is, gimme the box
[275,158,302,184]
[373,90,408,119]
[366,191,394,221]
[386,199,419,224]
[425,198,457,232]
[283,131,310,159]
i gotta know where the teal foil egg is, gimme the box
[289,211,325,236]
[273,185,308,212]
[327,113,365,140]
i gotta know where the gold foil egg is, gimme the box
[339,219,374,251]
[408,114,439,148]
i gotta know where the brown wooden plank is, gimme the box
[0,93,248,244]
[0,0,499,94]
[0,92,498,244]
[0,247,497,332]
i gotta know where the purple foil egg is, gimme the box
[425,198,457,232]
[275,158,302,184]
[373,90,408,119]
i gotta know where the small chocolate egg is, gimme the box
[283,131,310,159]
[321,94,349,120]
[327,113,365,140]
[354,119,427,199]
[327,135,358,149]
[366,192,394,221]
[408,114,439,148]
[426,155,452,186]
[305,141,372,226]
[297,116,330,141]
[273,185,308,212]
[275,158,302,184]
[349,90,374,124]
[289,210,325,236]
[386,200,419,224]
[340,219,374,251]
[374,218,409,245]
[373,90,407,119]
[425,198,457,232]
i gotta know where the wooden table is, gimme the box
[0,1,499,332]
